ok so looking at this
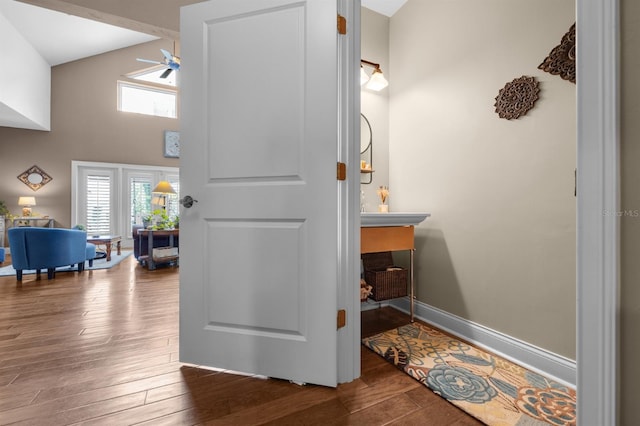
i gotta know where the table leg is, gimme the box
[105,242,112,262]
[116,240,121,255]
[148,232,155,270]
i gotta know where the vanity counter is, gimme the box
[361,212,430,227]
[360,212,430,321]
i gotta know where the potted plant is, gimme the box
[149,209,172,230]
[142,213,153,229]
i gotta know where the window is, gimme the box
[118,81,177,119]
[85,174,111,235]
[72,162,179,245]
[166,176,180,219]
[130,175,153,230]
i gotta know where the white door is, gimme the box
[179,0,343,387]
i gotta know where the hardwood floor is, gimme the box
[0,255,482,425]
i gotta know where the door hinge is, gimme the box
[337,309,346,329]
[337,14,347,35]
[337,162,346,181]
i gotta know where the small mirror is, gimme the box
[17,165,53,191]
[360,113,372,154]
[28,173,44,184]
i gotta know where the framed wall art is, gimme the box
[164,130,180,158]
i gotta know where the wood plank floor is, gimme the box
[0,255,482,425]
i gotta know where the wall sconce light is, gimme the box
[152,181,176,210]
[361,59,389,91]
[18,196,36,217]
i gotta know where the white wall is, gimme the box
[389,0,576,358]
[0,11,50,131]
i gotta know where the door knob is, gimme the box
[180,195,198,208]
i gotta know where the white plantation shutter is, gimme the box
[86,174,111,235]
[166,176,180,219]
[130,176,153,228]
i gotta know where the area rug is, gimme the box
[362,322,576,426]
[0,250,132,277]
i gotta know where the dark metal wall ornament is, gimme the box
[494,76,540,120]
[17,165,53,191]
[538,23,576,84]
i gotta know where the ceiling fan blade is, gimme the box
[160,49,173,61]
[137,58,162,65]
[160,68,173,79]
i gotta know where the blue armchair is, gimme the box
[8,227,95,281]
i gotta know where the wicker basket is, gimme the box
[362,251,408,301]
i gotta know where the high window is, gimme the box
[117,81,177,119]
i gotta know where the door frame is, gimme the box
[337,0,362,383]
[576,0,619,423]
[336,0,620,419]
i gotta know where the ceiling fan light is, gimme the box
[360,66,370,85]
[366,69,388,91]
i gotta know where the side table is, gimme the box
[13,217,55,228]
[137,229,179,270]
[86,235,122,262]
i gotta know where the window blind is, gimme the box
[86,174,111,235]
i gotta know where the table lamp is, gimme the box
[18,196,36,217]
[152,181,176,210]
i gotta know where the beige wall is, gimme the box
[360,8,390,210]
[389,0,576,358]
[0,38,179,230]
[620,0,640,423]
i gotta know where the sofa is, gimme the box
[8,227,96,281]
[132,224,179,264]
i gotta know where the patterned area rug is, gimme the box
[0,251,132,277]
[362,322,576,426]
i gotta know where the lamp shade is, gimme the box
[366,69,389,91]
[152,181,176,195]
[18,196,36,206]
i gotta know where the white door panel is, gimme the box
[180,0,340,387]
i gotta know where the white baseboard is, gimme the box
[388,298,576,388]
[360,299,390,311]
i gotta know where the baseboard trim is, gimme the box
[389,298,576,388]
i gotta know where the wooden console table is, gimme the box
[361,213,430,322]
[137,229,179,271]
[13,217,55,228]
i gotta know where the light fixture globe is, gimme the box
[366,69,389,91]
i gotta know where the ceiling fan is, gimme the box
[136,45,180,78]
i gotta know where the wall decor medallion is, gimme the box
[494,76,540,120]
[538,23,576,84]
[17,165,53,191]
